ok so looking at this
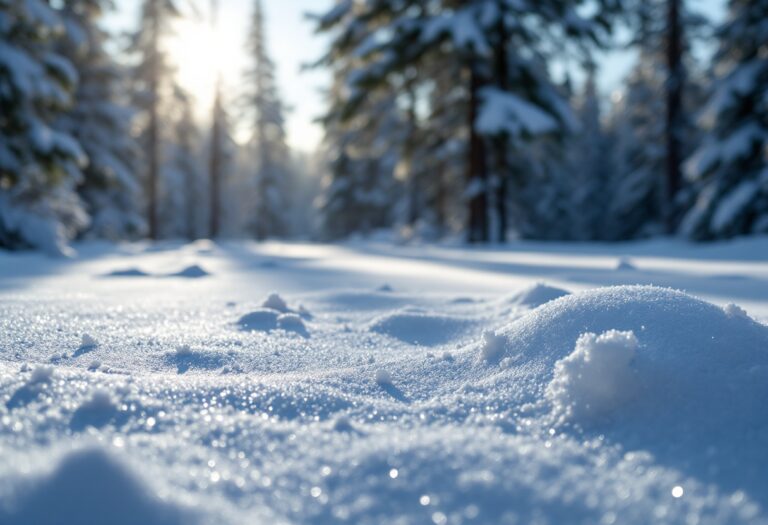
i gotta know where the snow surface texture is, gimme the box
[1,240,768,525]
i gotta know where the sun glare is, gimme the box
[167,16,245,120]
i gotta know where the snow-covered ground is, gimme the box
[1,238,767,525]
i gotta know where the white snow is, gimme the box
[504,282,571,308]
[370,310,476,346]
[236,309,279,331]
[277,313,309,337]
[477,87,558,137]
[547,330,639,423]
[479,330,506,362]
[80,333,98,348]
[0,447,189,525]
[262,292,290,312]
[168,264,210,278]
[374,368,393,385]
[2,240,768,524]
[28,365,54,385]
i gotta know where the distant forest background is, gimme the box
[0,0,766,254]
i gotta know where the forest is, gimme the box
[3,2,768,524]
[0,0,766,254]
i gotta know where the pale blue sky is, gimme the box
[109,0,726,153]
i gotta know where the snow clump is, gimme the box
[80,334,98,348]
[262,293,289,313]
[546,330,639,422]
[29,366,54,385]
[479,330,506,362]
[375,369,393,386]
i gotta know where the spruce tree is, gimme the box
[0,0,87,253]
[57,0,145,240]
[316,0,619,243]
[607,0,703,239]
[318,67,403,240]
[681,0,768,239]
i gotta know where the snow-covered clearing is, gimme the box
[1,238,768,524]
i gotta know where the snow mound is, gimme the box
[184,239,217,254]
[262,293,289,313]
[104,267,150,277]
[237,309,279,331]
[369,311,474,346]
[0,448,187,525]
[70,388,117,431]
[546,330,639,422]
[29,366,54,385]
[505,283,570,308]
[491,285,768,489]
[168,264,210,278]
[615,257,637,270]
[277,313,309,337]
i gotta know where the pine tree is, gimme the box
[315,0,619,243]
[0,0,87,253]
[606,0,703,239]
[57,0,145,240]
[244,0,292,240]
[605,48,666,240]
[681,0,768,239]
[318,68,403,240]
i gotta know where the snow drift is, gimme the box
[0,448,188,525]
[485,285,768,493]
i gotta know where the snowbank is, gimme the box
[488,285,768,491]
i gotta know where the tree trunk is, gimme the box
[492,2,509,243]
[495,173,507,242]
[665,0,684,234]
[405,87,419,227]
[466,66,488,243]
[146,0,160,240]
[208,82,223,239]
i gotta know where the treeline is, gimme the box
[313,0,768,242]
[1,1,766,253]
[0,0,315,254]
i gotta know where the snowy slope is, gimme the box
[1,238,767,524]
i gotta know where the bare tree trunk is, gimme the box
[665,0,684,234]
[208,82,223,239]
[467,66,488,243]
[405,87,419,227]
[492,2,509,243]
[147,0,160,240]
